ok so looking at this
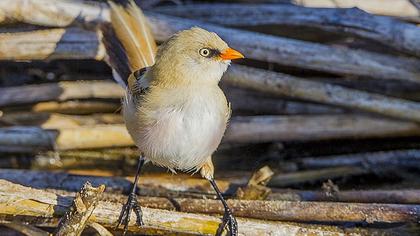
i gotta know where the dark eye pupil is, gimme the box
[200,48,212,57]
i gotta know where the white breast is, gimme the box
[123,85,229,172]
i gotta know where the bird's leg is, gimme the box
[116,155,145,235]
[201,158,238,236]
[209,178,238,236]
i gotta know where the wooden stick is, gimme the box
[269,189,420,204]
[0,0,108,27]
[0,180,365,236]
[30,148,139,170]
[226,65,420,123]
[0,112,123,128]
[49,188,420,226]
[2,169,420,225]
[224,87,345,115]
[1,0,419,81]
[0,169,233,196]
[87,222,113,236]
[2,114,420,151]
[172,198,420,224]
[0,81,123,107]
[268,166,368,187]
[28,101,120,114]
[1,222,50,236]
[2,178,419,227]
[224,115,420,143]
[236,166,274,200]
[0,28,105,60]
[293,0,420,18]
[0,125,133,151]
[299,149,420,169]
[154,4,420,57]
[55,182,105,236]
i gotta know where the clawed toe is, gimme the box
[115,192,144,235]
[216,210,238,236]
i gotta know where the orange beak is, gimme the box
[219,48,244,60]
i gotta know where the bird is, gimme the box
[102,1,244,235]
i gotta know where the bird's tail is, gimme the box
[102,0,157,88]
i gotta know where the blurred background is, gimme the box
[0,0,419,235]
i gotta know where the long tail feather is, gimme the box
[102,0,157,87]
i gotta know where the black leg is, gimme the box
[116,155,145,235]
[209,178,238,236]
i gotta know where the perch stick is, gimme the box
[55,182,105,236]
[0,179,364,236]
[1,179,419,225]
[269,189,420,204]
[0,81,123,107]
[299,149,420,169]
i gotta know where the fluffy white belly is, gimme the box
[123,87,228,172]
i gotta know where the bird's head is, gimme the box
[152,27,244,86]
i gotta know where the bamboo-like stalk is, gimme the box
[1,178,419,227]
[1,223,49,236]
[226,65,420,123]
[154,4,420,57]
[0,81,123,107]
[0,179,368,236]
[28,101,120,114]
[268,167,368,187]
[0,125,133,151]
[0,0,108,27]
[0,0,419,81]
[224,115,420,143]
[48,187,420,226]
[299,149,420,169]
[269,189,420,204]
[55,182,105,236]
[1,112,123,128]
[0,28,105,60]
[224,87,345,115]
[293,0,419,18]
[87,222,113,236]
[172,198,420,224]
[0,169,233,196]
[2,115,420,152]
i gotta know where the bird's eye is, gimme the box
[199,48,211,57]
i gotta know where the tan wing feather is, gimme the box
[108,0,156,72]
[126,1,157,66]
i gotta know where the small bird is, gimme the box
[102,1,244,235]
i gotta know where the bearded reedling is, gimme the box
[102,1,244,235]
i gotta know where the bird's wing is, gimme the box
[102,0,157,90]
[128,67,150,95]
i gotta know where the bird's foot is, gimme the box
[115,192,144,235]
[216,208,238,236]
